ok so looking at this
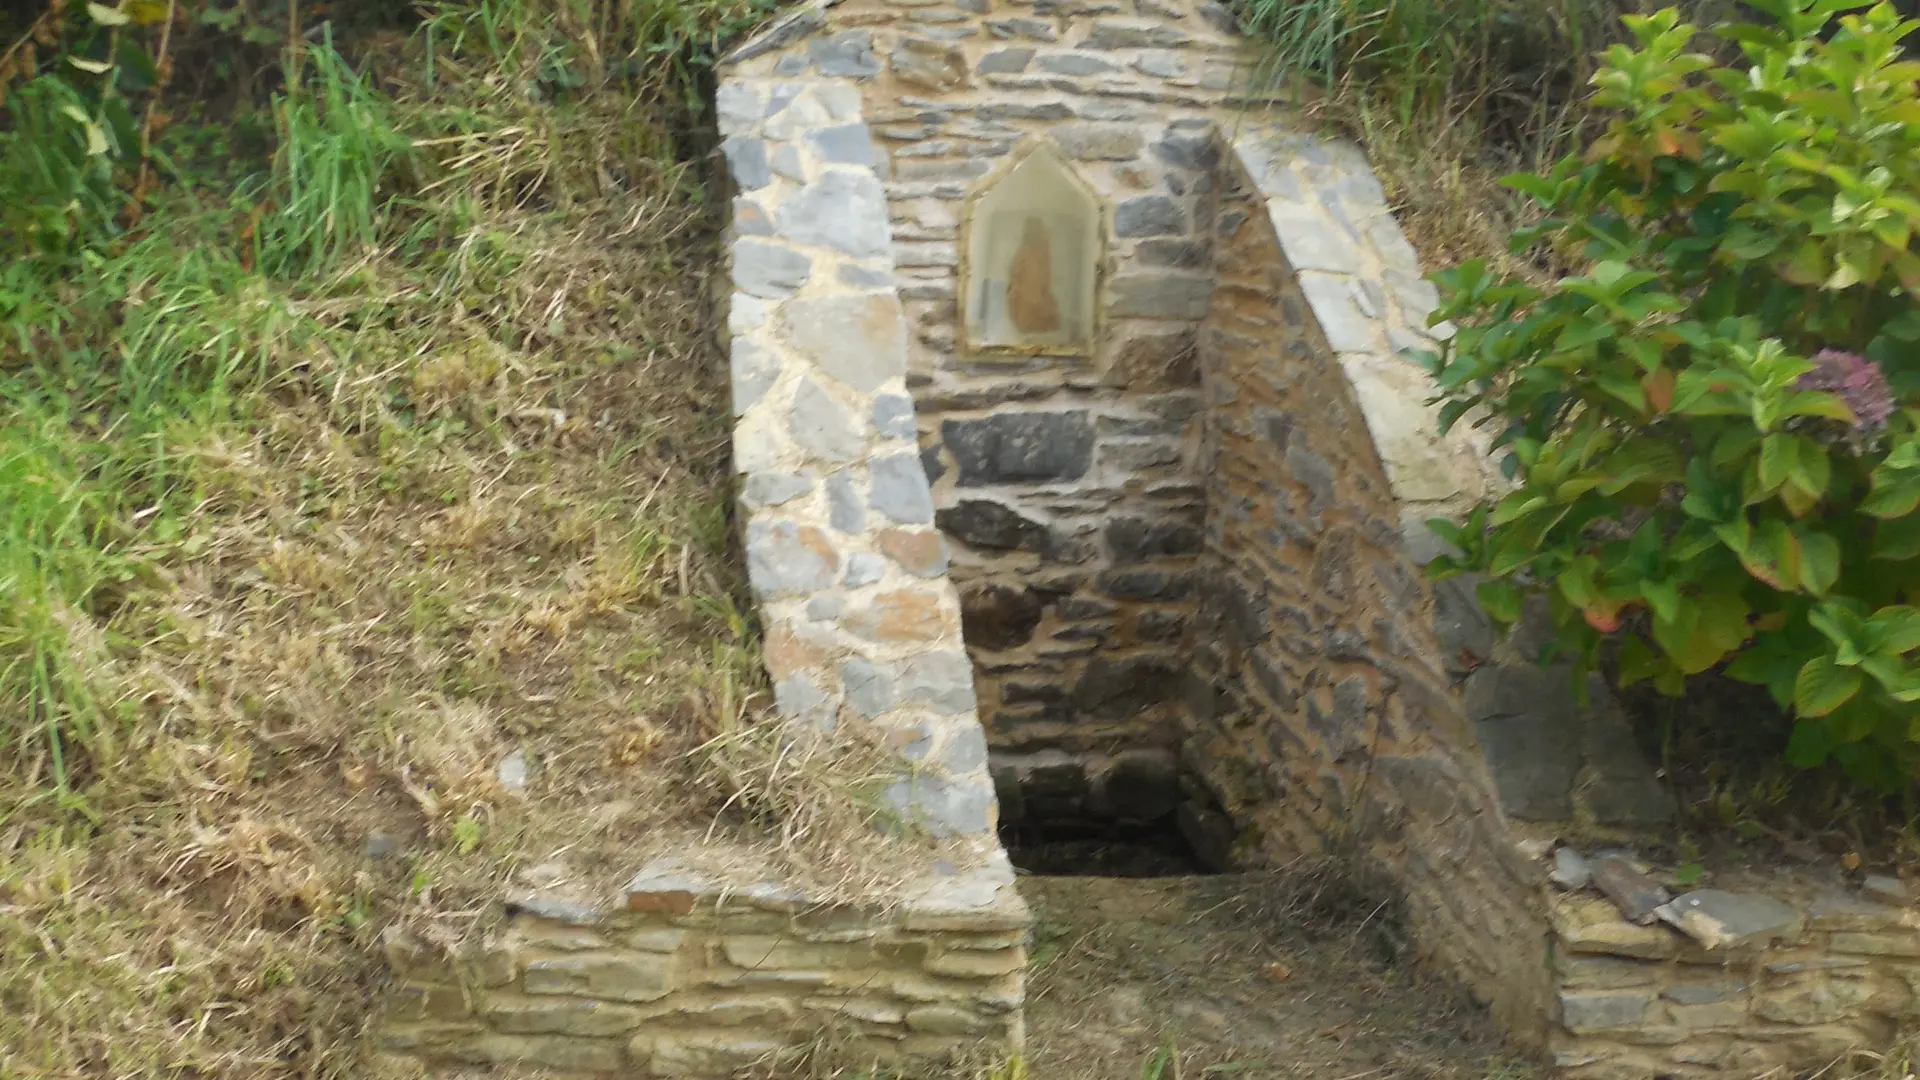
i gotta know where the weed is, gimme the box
[0,0,803,1076]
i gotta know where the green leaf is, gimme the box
[1795,656,1865,717]
[1642,578,1682,623]
[1862,475,1920,518]
[1758,433,1793,492]
[87,1,131,25]
[1784,720,1833,767]
[1799,530,1841,596]
[1618,634,1665,687]
[1477,580,1524,625]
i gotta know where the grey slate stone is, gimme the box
[937,724,989,774]
[731,239,811,299]
[1579,707,1676,826]
[742,471,814,509]
[1134,50,1185,77]
[885,773,995,836]
[841,658,896,718]
[781,293,908,392]
[774,674,835,730]
[827,471,865,533]
[1136,238,1208,268]
[838,263,894,290]
[1105,516,1202,561]
[769,142,807,183]
[788,379,863,463]
[1559,991,1652,1033]
[1108,273,1212,319]
[714,81,765,134]
[869,453,936,524]
[1083,20,1191,47]
[936,500,1051,552]
[808,124,879,167]
[977,47,1035,73]
[897,651,978,715]
[721,136,771,190]
[811,30,880,77]
[729,338,779,412]
[984,17,1058,40]
[1114,195,1185,237]
[1550,847,1592,891]
[1592,855,1671,925]
[1152,133,1213,171]
[777,170,892,258]
[942,411,1096,485]
[1465,664,1582,822]
[844,553,888,587]
[745,520,839,594]
[1655,890,1803,949]
[1036,53,1118,76]
[872,394,918,439]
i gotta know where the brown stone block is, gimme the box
[763,619,834,681]
[876,527,951,577]
[846,588,950,642]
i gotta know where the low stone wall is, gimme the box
[1543,856,1919,1077]
[378,859,1028,1076]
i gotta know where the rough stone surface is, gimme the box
[379,861,1030,1078]
[943,413,1096,486]
[778,170,892,257]
[783,293,909,393]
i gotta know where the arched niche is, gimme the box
[961,140,1103,357]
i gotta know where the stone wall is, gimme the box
[1542,856,1920,1078]
[377,859,1028,1076]
[715,72,1004,843]
[720,0,1254,835]
[1180,129,1554,1043]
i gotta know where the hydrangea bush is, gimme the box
[1413,0,1920,788]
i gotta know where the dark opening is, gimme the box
[1001,813,1215,878]
[993,753,1237,878]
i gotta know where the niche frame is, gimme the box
[957,137,1107,360]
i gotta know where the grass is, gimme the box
[1231,0,1750,275]
[0,2,947,1077]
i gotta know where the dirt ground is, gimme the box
[1018,873,1537,1080]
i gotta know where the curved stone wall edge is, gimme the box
[1229,127,1504,564]
[715,73,1014,860]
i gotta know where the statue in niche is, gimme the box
[962,140,1101,355]
[1004,216,1061,336]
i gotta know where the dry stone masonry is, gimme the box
[376,859,1027,1075]
[1542,853,1920,1078]
[375,0,1910,1074]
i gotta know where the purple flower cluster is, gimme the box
[1799,349,1895,437]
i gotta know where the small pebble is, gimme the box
[1549,847,1592,891]
[497,749,529,793]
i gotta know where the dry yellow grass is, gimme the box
[0,10,948,1074]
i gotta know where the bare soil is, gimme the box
[1018,873,1535,1080]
